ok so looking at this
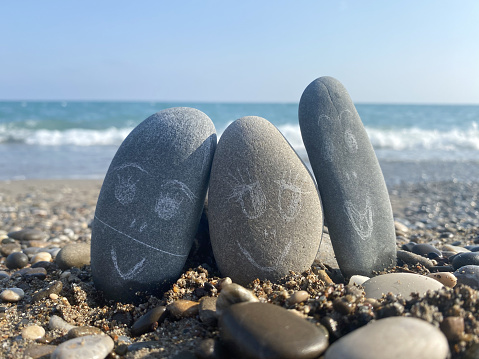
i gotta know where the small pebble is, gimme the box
[427,272,457,287]
[216,283,259,315]
[0,271,10,280]
[23,267,47,280]
[199,297,218,326]
[412,243,441,257]
[348,275,370,286]
[440,316,464,341]
[8,229,48,242]
[131,306,167,336]
[287,290,310,305]
[217,277,232,290]
[33,281,63,302]
[454,265,479,289]
[22,325,46,340]
[67,326,103,339]
[362,273,443,299]
[0,288,25,302]
[49,315,77,332]
[167,300,199,320]
[31,252,52,264]
[5,251,29,269]
[55,243,91,270]
[451,252,479,270]
[51,334,114,359]
[0,242,22,257]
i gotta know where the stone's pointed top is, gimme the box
[209,116,323,285]
[91,107,216,303]
[299,77,396,278]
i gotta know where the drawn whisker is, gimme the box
[226,169,266,220]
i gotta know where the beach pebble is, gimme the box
[298,76,396,278]
[33,281,63,302]
[451,252,479,270]
[443,244,470,254]
[209,116,323,285]
[167,300,199,320]
[51,334,114,359]
[5,251,29,269]
[31,252,52,264]
[0,271,10,280]
[0,288,24,302]
[219,302,329,359]
[324,316,449,359]
[216,283,259,316]
[454,265,479,289]
[67,326,103,339]
[394,221,409,235]
[412,243,442,257]
[199,296,218,326]
[0,242,21,257]
[23,247,42,258]
[349,275,370,286]
[49,315,77,332]
[131,306,167,336]
[314,269,334,284]
[22,325,46,340]
[362,273,443,299]
[55,243,90,270]
[24,344,57,359]
[196,338,222,359]
[91,107,216,303]
[287,290,310,305]
[23,267,47,280]
[396,250,434,269]
[440,316,464,341]
[427,272,457,287]
[8,229,48,242]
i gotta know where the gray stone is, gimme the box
[130,306,167,336]
[8,229,48,242]
[5,251,29,269]
[55,243,90,270]
[67,326,104,339]
[397,250,434,269]
[49,315,77,332]
[0,271,10,280]
[91,108,216,302]
[51,334,114,359]
[299,76,396,277]
[24,344,57,359]
[219,302,329,359]
[199,296,218,326]
[412,243,441,257]
[209,116,323,285]
[362,273,443,299]
[454,265,479,289]
[324,316,449,359]
[451,252,479,270]
[0,288,24,302]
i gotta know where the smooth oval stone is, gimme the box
[219,302,329,359]
[0,242,21,257]
[454,265,479,289]
[49,315,77,332]
[167,300,199,319]
[427,272,457,288]
[209,116,323,285]
[287,290,310,305]
[396,250,434,269]
[31,252,52,264]
[5,251,29,269]
[51,334,114,359]
[443,244,470,254]
[91,108,216,303]
[362,273,443,299]
[348,275,370,286]
[412,243,442,257]
[33,281,63,302]
[23,267,47,280]
[67,326,103,339]
[451,252,479,270]
[299,77,396,277]
[216,283,259,316]
[8,229,48,242]
[22,325,46,340]
[0,288,25,302]
[55,243,90,270]
[324,316,449,359]
[131,306,167,336]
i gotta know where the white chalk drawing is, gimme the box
[115,174,138,205]
[322,138,335,162]
[154,180,197,220]
[236,236,293,272]
[274,170,308,222]
[111,246,146,280]
[344,128,358,154]
[226,168,266,220]
[130,219,136,228]
[113,163,149,174]
[344,196,374,240]
[139,222,148,232]
[94,215,188,257]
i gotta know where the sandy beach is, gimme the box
[1,178,479,358]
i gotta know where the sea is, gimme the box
[1,101,479,187]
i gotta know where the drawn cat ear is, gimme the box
[112,163,149,205]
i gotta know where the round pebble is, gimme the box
[216,283,259,315]
[5,251,29,269]
[443,244,471,254]
[0,242,22,257]
[55,243,91,270]
[348,275,370,286]
[427,272,457,287]
[454,265,479,289]
[51,334,114,359]
[411,243,442,257]
[220,302,329,359]
[324,316,449,359]
[31,252,52,264]
[362,273,443,299]
[68,326,103,339]
[22,325,46,340]
[167,300,199,320]
[23,267,47,280]
[49,315,77,332]
[8,229,48,242]
[0,288,25,302]
[451,252,479,270]
[287,290,310,305]
[131,306,167,336]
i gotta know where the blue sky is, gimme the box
[1,1,478,103]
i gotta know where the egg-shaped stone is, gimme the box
[209,116,323,285]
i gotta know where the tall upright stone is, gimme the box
[299,77,396,277]
[91,107,216,302]
[209,116,323,285]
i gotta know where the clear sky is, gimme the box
[1,1,478,103]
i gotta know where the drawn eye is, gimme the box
[154,180,197,220]
[226,169,266,220]
[344,128,358,153]
[275,171,306,222]
[112,163,149,205]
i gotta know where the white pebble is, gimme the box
[0,288,25,302]
[349,275,370,286]
[427,272,457,288]
[51,335,114,359]
[49,315,77,332]
[31,252,52,264]
[22,325,46,340]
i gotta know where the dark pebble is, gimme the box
[31,261,57,270]
[67,326,103,338]
[396,250,434,269]
[5,252,29,269]
[401,242,417,252]
[430,266,455,272]
[131,306,167,336]
[0,271,10,280]
[23,267,47,280]
[8,229,47,242]
[454,265,479,289]
[219,302,329,359]
[33,281,63,302]
[2,237,16,244]
[333,298,354,315]
[1,243,22,257]
[451,252,479,270]
[412,243,441,258]
[465,245,479,252]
